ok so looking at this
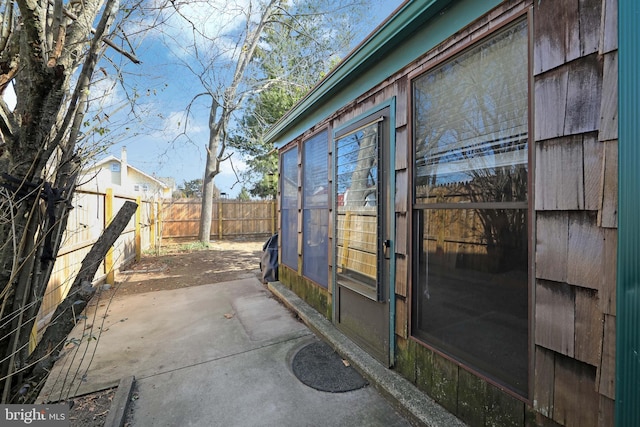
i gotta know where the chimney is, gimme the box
[121,146,128,188]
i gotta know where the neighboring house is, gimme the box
[79,147,172,199]
[266,1,637,426]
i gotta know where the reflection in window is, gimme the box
[303,131,329,287]
[335,121,379,298]
[281,147,298,269]
[412,20,529,396]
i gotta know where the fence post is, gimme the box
[271,200,276,235]
[157,201,163,244]
[105,188,115,285]
[218,198,223,240]
[135,196,142,262]
[150,200,156,251]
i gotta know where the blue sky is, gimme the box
[97,0,406,198]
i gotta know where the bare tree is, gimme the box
[165,0,369,244]
[0,0,144,402]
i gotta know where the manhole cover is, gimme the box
[291,341,368,393]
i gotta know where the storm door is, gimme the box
[334,107,391,366]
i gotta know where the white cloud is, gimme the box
[89,76,125,110]
[150,0,255,62]
[154,110,206,140]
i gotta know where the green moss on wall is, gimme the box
[395,337,417,383]
[404,340,534,426]
[415,342,435,395]
[485,383,525,427]
[457,368,488,427]
[431,352,459,414]
[278,266,331,319]
[414,344,459,414]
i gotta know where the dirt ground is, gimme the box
[68,237,267,426]
[107,238,266,297]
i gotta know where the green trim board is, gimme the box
[266,0,502,148]
[616,0,640,425]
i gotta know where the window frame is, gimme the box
[280,145,299,270]
[408,14,534,400]
[301,129,330,288]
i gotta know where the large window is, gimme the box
[281,147,298,269]
[412,20,529,395]
[302,131,329,287]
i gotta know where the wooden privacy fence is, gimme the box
[161,199,276,239]
[34,188,160,342]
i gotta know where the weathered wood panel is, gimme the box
[599,51,618,141]
[534,0,600,72]
[395,125,408,171]
[553,357,599,427]
[395,253,408,297]
[578,0,602,57]
[395,168,408,214]
[395,212,408,256]
[599,139,618,228]
[564,54,603,136]
[574,287,603,366]
[599,0,618,54]
[600,228,617,315]
[534,0,569,74]
[566,0,582,62]
[395,75,408,128]
[395,296,408,338]
[598,395,615,427]
[583,134,603,211]
[535,280,575,357]
[567,211,604,290]
[534,68,569,140]
[535,136,584,210]
[534,346,556,419]
[535,212,569,283]
[597,314,616,399]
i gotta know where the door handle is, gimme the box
[382,239,391,258]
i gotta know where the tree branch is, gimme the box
[52,0,120,153]
[46,0,141,64]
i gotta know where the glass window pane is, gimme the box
[414,208,528,394]
[335,123,378,292]
[303,131,329,286]
[414,20,528,202]
[281,148,298,269]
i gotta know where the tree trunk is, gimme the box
[198,152,216,243]
[198,100,221,244]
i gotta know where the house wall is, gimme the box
[276,1,617,425]
[79,161,171,199]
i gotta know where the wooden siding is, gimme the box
[532,1,618,426]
